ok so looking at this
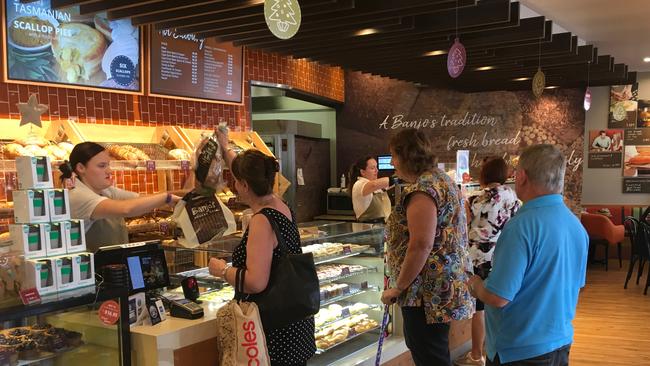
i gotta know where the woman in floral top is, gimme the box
[381,128,474,366]
[455,157,520,366]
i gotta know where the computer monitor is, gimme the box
[377,154,394,171]
[95,240,170,294]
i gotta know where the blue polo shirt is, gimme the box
[484,194,588,363]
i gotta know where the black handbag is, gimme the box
[244,210,320,330]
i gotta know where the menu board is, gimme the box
[149,28,243,104]
[3,0,141,92]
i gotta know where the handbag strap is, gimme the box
[256,209,291,257]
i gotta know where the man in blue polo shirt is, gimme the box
[467,144,588,366]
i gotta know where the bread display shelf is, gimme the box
[315,303,381,331]
[318,266,377,285]
[315,323,380,355]
[313,245,371,266]
[320,284,379,307]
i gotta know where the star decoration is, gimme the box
[17,94,48,128]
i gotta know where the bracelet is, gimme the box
[165,193,172,204]
[220,264,232,278]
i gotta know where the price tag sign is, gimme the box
[342,286,350,295]
[320,290,327,300]
[341,307,351,318]
[99,300,121,325]
[180,160,190,170]
[360,281,369,290]
[159,222,169,232]
[146,160,156,171]
[343,245,352,255]
[19,288,41,305]
[341,267,351,276]
[348,328,357,337]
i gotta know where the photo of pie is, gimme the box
[51,23,107,83]
[5,0,140,91]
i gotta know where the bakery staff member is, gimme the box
[59,142,181,252]
[349,156,391,223]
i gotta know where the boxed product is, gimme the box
[75,252,95,288]
[13,189,50,223]
[54,255,77,291]
[9,224,48,259]
[24,258,57,296]
[45,189,70,222]
[66,220,86,253]
[46,222,68,257]
[16,156,54,190]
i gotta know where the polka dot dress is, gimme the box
[232,208,316,365]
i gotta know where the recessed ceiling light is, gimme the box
[475,66,495,71]
[355,28,379,36]
[424,50,447,57]
[512,77,531,81]
[545,86,559,89]
[644,57,650,63]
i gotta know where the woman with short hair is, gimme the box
[381,128,474,366]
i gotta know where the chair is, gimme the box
[623,217,650,295]
[580,212,625,271]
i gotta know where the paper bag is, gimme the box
[172,192,236,248]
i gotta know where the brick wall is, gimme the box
[0,49,345,229]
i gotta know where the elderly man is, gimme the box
[467,144,588,366]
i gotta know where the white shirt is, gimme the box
[70,179,138,232]
[351,177,391,219]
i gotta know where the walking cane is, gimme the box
[374,304,391,366]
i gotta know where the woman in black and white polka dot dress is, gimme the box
[209,130,316,366]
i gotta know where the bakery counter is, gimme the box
[130,302,222,366]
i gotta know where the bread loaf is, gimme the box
[3,143,29,158]
[168,148,191,161]
[14,136,48,147]
[629,154,650,165]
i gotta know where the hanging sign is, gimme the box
[584,88,592,111]
[447,38,466,78]
[532,68,545,98]
[264,0,302,40]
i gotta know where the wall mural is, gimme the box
[337,71,585,212]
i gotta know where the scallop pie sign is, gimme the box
[264,0,301,40]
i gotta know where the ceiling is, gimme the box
[520,0,650,73]
[45,0,638,92]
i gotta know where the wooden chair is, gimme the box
[580,212,625,271]
[623,217,650,295]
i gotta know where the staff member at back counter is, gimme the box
[59,142,181,252]
[349,156,391,222]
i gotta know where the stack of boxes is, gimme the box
[10,156,95,296]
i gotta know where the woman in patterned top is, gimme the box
[208,129,315,366]
[381,128,474,366]
[454,158,520,366]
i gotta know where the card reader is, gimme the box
[169,298,204,319]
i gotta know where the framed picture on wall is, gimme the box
[608,84,638,129]
[588,129,623,168]
[637,100,650,128]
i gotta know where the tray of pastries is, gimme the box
[0,138,73,162]
[0,324,83,364]
[316,264,366,282]
[303,243,371,261]
[315,302,375,329]
[315,313,379,352]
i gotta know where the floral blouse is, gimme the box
[386,170,474,324]
[468,185,520,267]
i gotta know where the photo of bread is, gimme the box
[624,145,650,177]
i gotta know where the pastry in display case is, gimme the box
[0,287,131,366]
[162,221,392,365]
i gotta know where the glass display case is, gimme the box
[161,220,391,365]
[0,288,131,366]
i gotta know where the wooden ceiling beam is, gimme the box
[241,0,512,49]
[108,0,228,20]
[133,0,266,27]
[51,0,100,9]
[80,0,163,14]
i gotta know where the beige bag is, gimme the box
[216,269,270,366]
